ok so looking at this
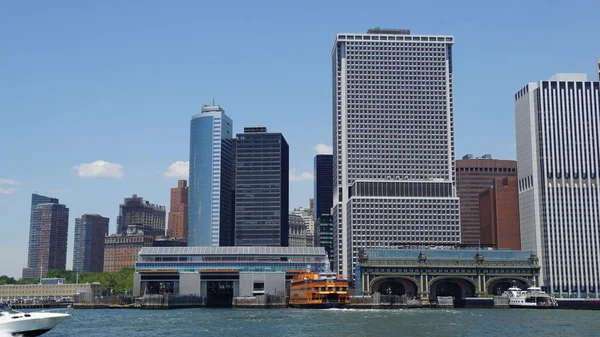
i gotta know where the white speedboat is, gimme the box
[502,286,558,308]
[0,303,70,336]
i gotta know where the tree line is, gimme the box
[0,268,135,296]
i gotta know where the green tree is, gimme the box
[0,275,17,285]
[45,269,75,283]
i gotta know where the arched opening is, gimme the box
[378,281,405,296]
[487,278,530,296]
[429,278,476,308]
[436,282,462,298]
[371,277,419,298]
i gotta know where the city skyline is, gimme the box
[1,0,599,278]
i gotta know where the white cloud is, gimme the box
[163,161,189,178]
[73,160,124,178]
[314,143,333,154]
[290,168,314,182]
[0,178,20,186]
[0,187,16,194]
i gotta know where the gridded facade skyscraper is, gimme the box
[314,154,333,221]
[189,104,235,246]
[116,194,166,237]
[73,214,109,273]
[332,29,460,277]
[167,180,189,240]
[22,196,69,279]
[515,72,600,297]
[456,154,517,245]
[234,127,289,247]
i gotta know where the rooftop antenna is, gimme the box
[212,98,215,106]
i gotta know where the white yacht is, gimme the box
[0,303,70,336]
[502,286,558,308]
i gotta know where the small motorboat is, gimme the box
[0,303,70,336]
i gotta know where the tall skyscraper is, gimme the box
[116,194,166,237]
[515,71,600,297]
[456,154,518,245]
[188,104,234,247]
[73,214,109,273]
[234,126,289,246]
[478,176,520,250]
[23,194,59,278]
[314,154,333,221]
[22,195,69,279]
[167,180,189,240]
[332,28,460,277]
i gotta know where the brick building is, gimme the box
[167,180,189,241]
[456,155,517,245]
[479,176,521,250]
[103,230,153,272]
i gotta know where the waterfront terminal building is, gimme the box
[133,247,328,299]
[355,248,540,304]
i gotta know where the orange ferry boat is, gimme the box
[289,271,350,308]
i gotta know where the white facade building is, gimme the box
[515,72,600,297]
[332,29,460,278]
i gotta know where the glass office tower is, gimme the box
[314,154,333,221]
[332,29,460,277]
[234,127,289,247]
[188,104,234,247]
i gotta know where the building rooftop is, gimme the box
[139,246,326,256]
[201,104,224,113]
[243,126,268,133]
[367,28,411,35]
[363,248,534,261]
[548,73,588,82]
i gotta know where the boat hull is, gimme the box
[509,304,558,309]
[290,302,347,309]
[0,312,69,337]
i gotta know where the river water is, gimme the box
[41,308,596,337]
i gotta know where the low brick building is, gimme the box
[103,232,153,272]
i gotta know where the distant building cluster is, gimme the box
[19,28,600,299]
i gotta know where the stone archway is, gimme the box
[486,277,532,296]
[429,277,477,307]
[371,277,419,298]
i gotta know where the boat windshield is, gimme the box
[0,303,18,314]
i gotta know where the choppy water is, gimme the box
[37,308,597,337]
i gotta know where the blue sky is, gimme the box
[1,0,599,278]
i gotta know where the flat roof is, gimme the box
[139,246,326,256]
[364,249,534,261]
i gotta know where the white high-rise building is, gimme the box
[332,28,460,278]
[515,71,600,297]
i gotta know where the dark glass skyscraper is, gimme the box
[73,214,109,273]
[23,194,69,279]
[234,127,289,246]
[314,154,333,221]
[188,104,234,246]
